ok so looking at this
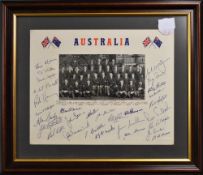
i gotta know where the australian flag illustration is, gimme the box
[52,37,61,47]
[153,36,162,48]
[41,37,50,48]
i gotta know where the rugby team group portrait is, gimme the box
[59,54,145,100]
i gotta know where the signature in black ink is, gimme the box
[94,125,115,139]
[87,109,99,119]
[60,107,81,113]
[149,94,167,109]
[124,108,143,116]
[63,121,89,141]
[146,58,170,78]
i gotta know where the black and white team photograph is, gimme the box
[59,54,145,100]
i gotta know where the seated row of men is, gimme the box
[59,72,144,98]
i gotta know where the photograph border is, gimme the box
[59,54,146,100]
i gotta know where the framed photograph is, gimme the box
[1,0,202,173]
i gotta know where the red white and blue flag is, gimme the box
[41,37,50,48]
[143,37,151,47]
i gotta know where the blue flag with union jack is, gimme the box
[153,36,162,48]
[52,37,61,47]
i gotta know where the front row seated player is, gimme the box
[137,81,144,97]
[73,81,80,97]
[60,79,74,98]
[116,80,128,98]
[84,80,92,97]
[128,80,136,98]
